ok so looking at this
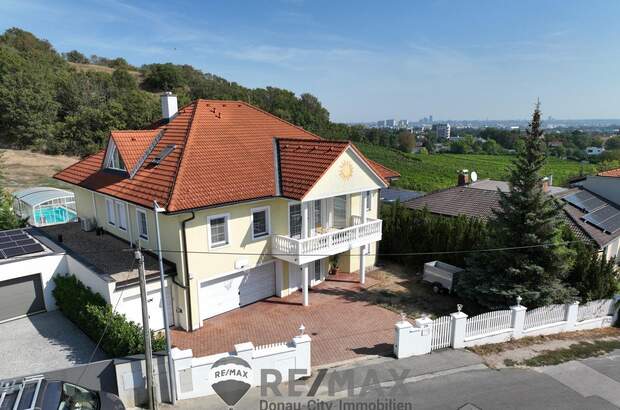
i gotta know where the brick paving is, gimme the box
[171,272,400,366]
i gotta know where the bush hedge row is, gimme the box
[52,274,166,357]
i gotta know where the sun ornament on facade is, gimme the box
[339,160,353,181]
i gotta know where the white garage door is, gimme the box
[200,262,276,320]
[119,285,174,331]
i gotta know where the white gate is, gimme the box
[431,315,452,350]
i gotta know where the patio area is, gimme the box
[171,272,401,366]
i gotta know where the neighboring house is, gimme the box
[401,172,620,261]
[586,146,605,156]
[53,94,399,331]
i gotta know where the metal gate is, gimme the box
[431,315,453,350]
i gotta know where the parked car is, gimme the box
[0,375,124,410]
[422,261,464,294]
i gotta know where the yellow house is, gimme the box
[55,95,399,331]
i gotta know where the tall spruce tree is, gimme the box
[457,103,577,308]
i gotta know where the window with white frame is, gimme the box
[105,198,116,226]
[116,201,127,230]
[251,206,270,239]
[136,209,148,240]
[208,214,229,248]
[289,204,302,239]
[105,143,126,171]
[333,195,347,229]
[365,191,372,211]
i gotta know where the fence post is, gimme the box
[565,301,580,331]
[450,311,468,348]
[510,305,527,339]
[234,342,255,363]
[292,333,312,377]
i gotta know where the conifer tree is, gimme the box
[457,103,577,308]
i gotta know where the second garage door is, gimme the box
[199,262,276,320]
[0,274,46,323]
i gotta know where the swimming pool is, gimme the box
[33,207,78,226]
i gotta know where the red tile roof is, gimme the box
[598,168,620,177]
[55,100,399,212]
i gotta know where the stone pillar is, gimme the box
[394,316,432,358]
[565,301,580,331]
[450,311,468,348]
[510,305,527,339]
[292,333,312,377]
[302,264,309,306]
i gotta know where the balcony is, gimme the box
[272,217,382,265]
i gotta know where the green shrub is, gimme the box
[52,274,165,357]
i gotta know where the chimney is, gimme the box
[161,92,178,121]
[542,176,550,193]
[457,169,470,186]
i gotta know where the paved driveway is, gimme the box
[0,311,107,380]
[171,273,400,366]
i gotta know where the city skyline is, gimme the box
[2,0,619,123]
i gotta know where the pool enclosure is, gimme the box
[12,187,78,227]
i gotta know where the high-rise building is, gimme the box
[386,119,396,128]
[429,115,434,123]
[434,123,451,139]
[377,120,386,128]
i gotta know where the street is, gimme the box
[163,349,620,410]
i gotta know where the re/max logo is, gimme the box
[260,368,412,397]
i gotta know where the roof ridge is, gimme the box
[165,101,201,211]
[277,137,349,144]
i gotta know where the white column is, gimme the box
[292,333,312,377]
[565,301,580,332]
[359,192,368,284]
[302,264,309,306]
[510,304,527,339]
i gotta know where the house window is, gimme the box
[116,201,127,231]
[313,200,322,229]
[333,195,347,229]
[365,191,372,212]
[136,209,148,240]
[289,204,302,239]
[208,214,229,248]
[105,198,116,226]
[251,206,270,239]
[106,144,126,171]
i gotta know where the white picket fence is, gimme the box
[578,299,614,322]
[523,303,567,330]
[431,315,452,350]
[465,310,512,338]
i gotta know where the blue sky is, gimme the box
[1,0,619,122]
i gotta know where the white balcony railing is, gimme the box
[272,217,382,265]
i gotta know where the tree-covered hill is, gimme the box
[0,27,360,157]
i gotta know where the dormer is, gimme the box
[104,139,127,172]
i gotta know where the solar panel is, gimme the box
[599,213,620,234]
[583,205,620,225]
[0,229,45,259]
[563,191,606,212]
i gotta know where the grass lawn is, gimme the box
[0,149,78,192]
[355,142,604,192]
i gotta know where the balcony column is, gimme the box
[302,264,309,306]
[359,192,368,284]
[301,202,309,240]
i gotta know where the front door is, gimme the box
[310,259,324,285]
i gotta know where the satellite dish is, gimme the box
[470,171,478,182]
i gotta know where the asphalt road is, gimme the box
[164,349,620,410]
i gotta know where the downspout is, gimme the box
[180,211,195,330]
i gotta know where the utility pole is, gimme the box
[153,201,176,404]
[136,247,157,410]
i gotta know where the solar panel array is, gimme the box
[563,191,607,212]
[0,229,45,259]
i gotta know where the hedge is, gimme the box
[52,274,166,357]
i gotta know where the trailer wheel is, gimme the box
[432,283,443,294]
